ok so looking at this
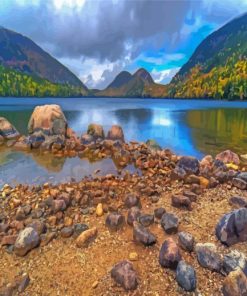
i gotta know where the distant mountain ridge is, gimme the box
[0,27,87,92]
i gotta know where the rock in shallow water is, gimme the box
[111,260,138,290]
[216,208,247,246]
[176,261,197,292]
[159,238,181,269]
[14,227,40,256]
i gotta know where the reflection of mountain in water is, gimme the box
[31,152,66,172]
[187,109,247,155]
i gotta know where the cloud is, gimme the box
[151,68,180,84]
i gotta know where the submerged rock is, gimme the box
[176,261,197,291]
[28,104,67,136]
[216,208,247,246]
[111,260,138,290]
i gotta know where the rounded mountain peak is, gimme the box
[133,68,154,84]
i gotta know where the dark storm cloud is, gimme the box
[0,0,193,62]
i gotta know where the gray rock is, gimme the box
[154,207,166,219]
[127,207,141,226]
[195,243,222,272]
[138,214,154,227]
[222,269,247,296]
[106,213,125,231]
[176,261,197,291]
[229,196,247,208]
[133,222,156,246]
[232,178,247,190]
[61,227,74,238]
[14,227,40,256]
[159,238,181,269]
[216,208,247,246]
[124,194,140,209]
[178,232,194,252]
[223,250,247,276]
[237,172,247,182]
[161,212,179,234]
[177,156,200,175]
[111,260,138,290]
[28,220,46,235]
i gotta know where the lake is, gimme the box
[1,97,247,186]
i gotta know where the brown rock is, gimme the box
[222,269,247,296]
[216,150,240,165]
[107,125,125,142]
[159,238,182,269]
[76,227,97,247]
[0,117,20,140]
[171,194,192,210]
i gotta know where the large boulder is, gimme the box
[0,117,20,140]
[28,105,67,136]
[177,156,200,175]
[216,150,240,165]
[87,123,105,139]
[107,125,125,142]
[14,227,40,256]
[215,208,247,246]
[111,260,138,290]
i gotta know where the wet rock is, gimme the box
[177,156,200,175]
[133,222,156,246]
[0,117,20,140]
[61,227,74,238]
[154,207,166,219]
[14,227,40,256]
[124,194,140,208]
[216,208,247,246]
[159,238,181,269]
[229,196,247,208]
[171,194,192,210]
[127,207,141,226]
[138,214,154,227]
[76,227,97,248]
[195,243,222,272]
[107,125,125,142]
[161,212,179,234]
[216,150,240,165]
[222,269,247,296]
[223,250,247,276]
[73,223,89,237]
[28,104,67,136]
[232,178,247,190]
[176,261,197,292]
[111,260,138,291]
[87,123,105,139]
[178,232,194,252]
[105,213,125,231]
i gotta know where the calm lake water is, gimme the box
[1,97,247,185]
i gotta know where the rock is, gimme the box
[28,104,67,136]
[124,194,140,208]
[222,269,247,296]
[161,212,179,234]
[40,232,56,247]
[138,214,154,227]
[199,176,209,188]
[216,150,240,165]
[0,117,20,140]
[111,260,138,290]
[73,223,89,237]
[127,207,141,226]
[133,222,156,246]
[154,207,166,219]
[236,172,247,183]
[28,220,46,235]
[76,227,97,247]
[177,156,200,175]
[17,273,30,293]
[229,196,247,208]
[170,167,186,181]
[176,261,197,291]
[223,250,247,276]
[14,227,40,256]
[183,190,198,202]
[52,199,67,213]
[87,123,105,139]
[105,213,125,231]
[146,139,162,151]
[1,235,17,246]
[186,174,200,184]
[61,227,74,238]
[171,194,192,210]
[129,252,138,261]
[96,203,104,217]
[195,243,222,272]
[28,131,45,148]
[232,178,247,190]
[178,232,194,252]
[216,208,247,246]
[107,125,125,142]
[200,155,214,169]
[81,134,94,145]
[159,238,181,269]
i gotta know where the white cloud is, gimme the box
[151,68,180,84]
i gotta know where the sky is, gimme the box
[0,0,247,89]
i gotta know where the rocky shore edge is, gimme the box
[0,104,247,295]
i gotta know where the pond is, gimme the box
[1,97,247,185]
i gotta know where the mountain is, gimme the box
[95,68,166,97]
[168,13,247,99]
[0,26,88,94]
